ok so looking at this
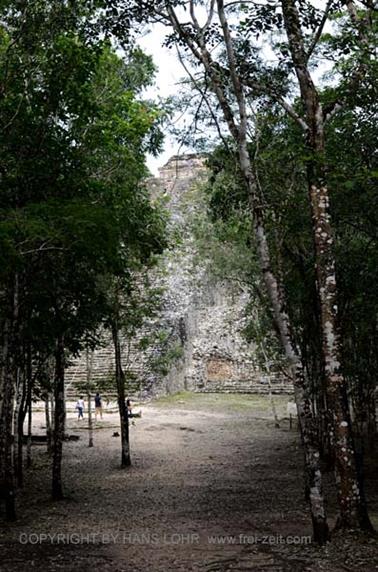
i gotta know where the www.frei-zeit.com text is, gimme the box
[18,532,312,546]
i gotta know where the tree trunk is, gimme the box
[351,375,376,451]
[257,243,329,542]
[0,353,17,521]
[52,334,65,500]
[26,385,32,468]
[45,396,52,455]
[236,113,330,546]
[50,391,55,428]
[280,0,373,532]
[0,281,19,521]
[261,347,279,428]
[87,391,94,448]
[268,382,280,429]
[318,393,334,470]
[86,348,94,448]
[241,132,330,545]
[21,344,33,470]
[309,180,367,528]
[14,367,25,488]
[112,321,131,468]
[367,389,376,450]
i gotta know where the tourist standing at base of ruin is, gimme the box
[94,392,103,420]
[76,396,85,420]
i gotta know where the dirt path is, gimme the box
[0,393,377,571]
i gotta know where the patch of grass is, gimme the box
[152,391,194,406]
[151,391,290,415]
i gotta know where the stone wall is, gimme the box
[65,154,292,397]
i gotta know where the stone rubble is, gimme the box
[65,154,291,398]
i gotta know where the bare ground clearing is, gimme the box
[0,393,377,572]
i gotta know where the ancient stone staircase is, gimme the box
[197,381,292,395]
[65,154,293,399]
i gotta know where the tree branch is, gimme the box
[165,3,240,142]
[306,0,334,62]
[175,47,231,151]
[324,0,375,121]
[242,76,308,132]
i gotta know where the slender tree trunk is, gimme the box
[261,347,279,428]
[0,320,10,500]
[16,353,30,484]
[45,396,52,455]
[367,389,376,450]
[0,355,17,520]
[350,375,375,450]
[13,367,24,488]
[112,321,131,468]
[25,346,33,468]
[0,278,19,521]
[0,361,17,521]
[86,349,94,448]
[268,381,280,429]
[318,392,334,470]
[20,344,33,471]
[87,391,93,448]
[50,391,55,428]
[26,386,32,468]
[52,334,65,500]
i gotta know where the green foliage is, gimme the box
[204,91,377,395]
[325,95,378,399]
[149,341,184,377]
[0,0,168,377]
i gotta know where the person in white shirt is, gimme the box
[76,396,85,420]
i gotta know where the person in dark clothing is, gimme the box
[94,392,103,420]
